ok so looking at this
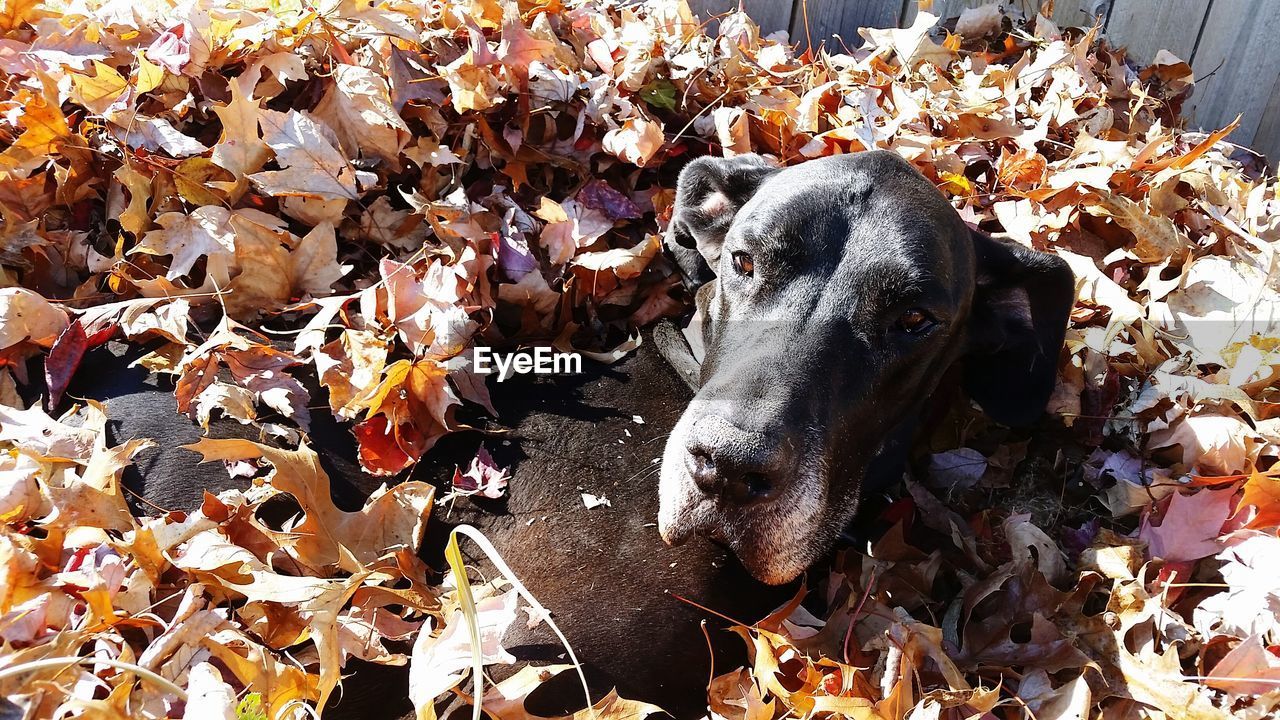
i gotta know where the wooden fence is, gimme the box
[688,0,1280,167]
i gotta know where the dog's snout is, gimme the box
[686,448,719,493]
[684,416,790,506]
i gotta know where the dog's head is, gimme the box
[657,151,1074,584]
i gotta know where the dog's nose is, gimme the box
[684,418,787,505]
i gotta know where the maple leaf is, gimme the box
[569,235,660,298]
[479,664,667,720]
[601,115,665,166]
[1140,488,1234,562]
[193,381,257,426]
[173,317,311,428]
[443,28,503,113]
[860,12,953,67]
[218,208,297,317]
[210,79,270,180]
[77,296,192,345]
[311,64,410,164]
[497,3,555,72]
[353,195,428,250]
[1192,530,1280,635]
[535,197,614,264]
[317,328,390,419]
[1237,469,1280,529]
[1150,412,1256,476]
[449,447,510,500]
[169,528,372,710]
[0,402,102,461]
[133,206,237,284]
[174,157,231,206]
[0,0,50,31]
[347,357,461,474]
[119,115,209,157]
[379,257,478,358]
[0,287,68,351]
[290,222,349,299]
[249,110,359,201]
[69,61,128,115]
[1084,190,1187,263]
[0,92,72,179]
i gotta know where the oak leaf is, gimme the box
[184,438,435,573]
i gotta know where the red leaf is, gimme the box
[44,320,88,410]
[354,415,425,476]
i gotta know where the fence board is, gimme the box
[790,0,902,50]
[901,0,988,26]
[1182,0,1280,164]
[686,0,795,36]
[901,0,1107,28]
[901,0,1049,26]
[1253,77,1280,167]
[1047,0,1110,28]
[1103,0,1207,64]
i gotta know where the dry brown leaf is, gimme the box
[184,438,435,572]
[249,110,359,201]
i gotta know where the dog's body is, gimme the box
[51,340,790,719]
[23,150,1074,717]
[658,151,1074,584]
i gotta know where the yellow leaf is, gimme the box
[0,287,68,349]
[0,0,46,31]
[172,157,227,206]
[71,61,128,115]
[42,438,154,533]
[938,171,972,195]
[1084,190,1187,263]
[132,51,164,93]
[113,164,152,236]
[0,92,72,179]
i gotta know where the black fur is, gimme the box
[658,151,1075,585]
[46,340,790,719]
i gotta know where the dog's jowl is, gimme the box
[658,151,1075,585]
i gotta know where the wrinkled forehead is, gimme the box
[730,155,960,258]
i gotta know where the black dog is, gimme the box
[50,340,791,719]
[658,151,1074,584]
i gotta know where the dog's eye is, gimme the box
[898,308,936,334]
[731,251,754,277]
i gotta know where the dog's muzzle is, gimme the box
[658,403,830,585]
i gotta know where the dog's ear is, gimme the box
[664,154,778,286]
[963,230,1075,426]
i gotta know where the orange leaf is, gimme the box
[1239,469,1280,529]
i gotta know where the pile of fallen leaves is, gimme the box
[1,0,1279,717]
[693,6,1280,720]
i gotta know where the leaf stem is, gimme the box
[0,656,188,702]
